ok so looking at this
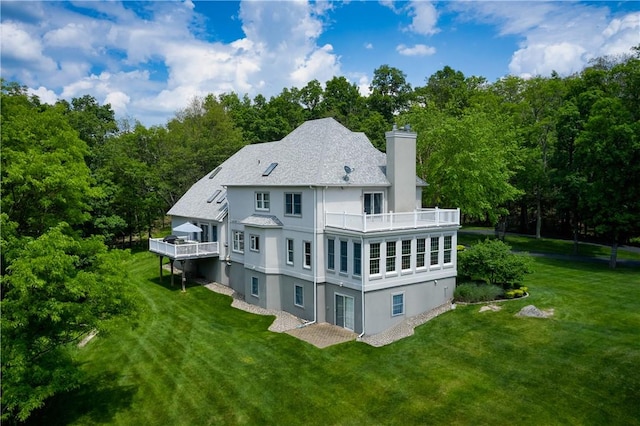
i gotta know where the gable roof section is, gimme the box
[222,118,389,187]
[167,118,426,220]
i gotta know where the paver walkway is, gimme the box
[286,323,357,348]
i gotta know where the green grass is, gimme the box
[459,228,640,261]
[28,251,640,425]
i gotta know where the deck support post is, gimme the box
[171,260,175,287]
[180,260,186,292]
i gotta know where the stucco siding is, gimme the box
[364,276,455,335]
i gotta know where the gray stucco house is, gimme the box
[149,118,460,336]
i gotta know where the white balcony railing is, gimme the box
[325,208,460,232]
[149,239,219,259]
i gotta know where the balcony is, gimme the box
[149,238,219,259]
[325,208,460,233]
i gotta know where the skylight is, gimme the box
[208,166,221,179]
[206,189,222,203]
[262,162,278,176]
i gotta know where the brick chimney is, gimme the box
[386,125,417,213]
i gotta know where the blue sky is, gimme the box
[2,1,638,126]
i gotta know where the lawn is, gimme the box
[459,229,640,262]
[29,249,640,425]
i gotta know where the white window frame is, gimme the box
[369,242,381,276]
[386,240,397,274]
[430,236,440,266]
[391,292,404,317]
[340,240,348,274]
[285,192,302,216]
[286,238,294,265]
[255,192,270,211]
[303,241,312,269]
[251,276,259,297]
[401,239,411,271]
[232,230,244,253]
[444,235,453,265]
[327,238,335,271]
[294,284,304,307]
[353,241,362,276]
[416,237,426,269]
[364,192,383,215]
[250,234,260,252]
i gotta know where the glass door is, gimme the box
[335,294,355,331]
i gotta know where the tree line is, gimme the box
[1,46,638,422]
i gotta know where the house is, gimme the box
[149,118,460,336]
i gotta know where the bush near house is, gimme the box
[454,282,504,303]
[458,239,533,289]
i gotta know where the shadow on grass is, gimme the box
[147,273,204,292]
[26,371,137,426]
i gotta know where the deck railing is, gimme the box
[325,208,460,232]
[149,239,219,259]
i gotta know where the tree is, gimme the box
[368,65,413,124]
[0,82,97,237]
[321,76,364,128]
[402,104,522,223]
[1,223,139,422]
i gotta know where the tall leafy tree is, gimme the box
[0,82,97,237]
[368,65,413,124]
[1,223,138,422]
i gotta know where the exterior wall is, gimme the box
[364,276,455,335]
[386,130,417,213]
[279,275,315,322]
[323,283,363,333]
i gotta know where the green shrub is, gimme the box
[457,244,466,252]
[454,283,504,303]
[504,290,515,299]
[458,239,533,288]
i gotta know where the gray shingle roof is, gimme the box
[238,214,284,228]
[167,118,425,220]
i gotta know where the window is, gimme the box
[286,238,294,265]
[364,192,383,215]
[255,192,270,211]
[303,241,312,269]
[340,240,348,273]
[386,241,396,273]
[416,238,426,268]
[285,193,302,216]
[211,225,218,242]
[232,231,244,253]
[327,238,335,270]
[401,240,411,270]
[200,224,209,242]
[250,234,260,252]
[430,237,440,266]
[206,189,221,203]
[262,162,278,176]
[444,235,453,264]
[392,293,404,316]
[294,284,304,307]
[251,276,259,297]
[370,243,381,275]
[353,242,361,276]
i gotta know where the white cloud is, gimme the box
[29,86,58,104]
[451,2,640,78]
[396,44,436,56]
[0,22,57,77]
[104,91,131,116]
[365,42,373,50]
[407,1,439,36]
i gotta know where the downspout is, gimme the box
[359,234,365,338]
[303,186,318,326]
